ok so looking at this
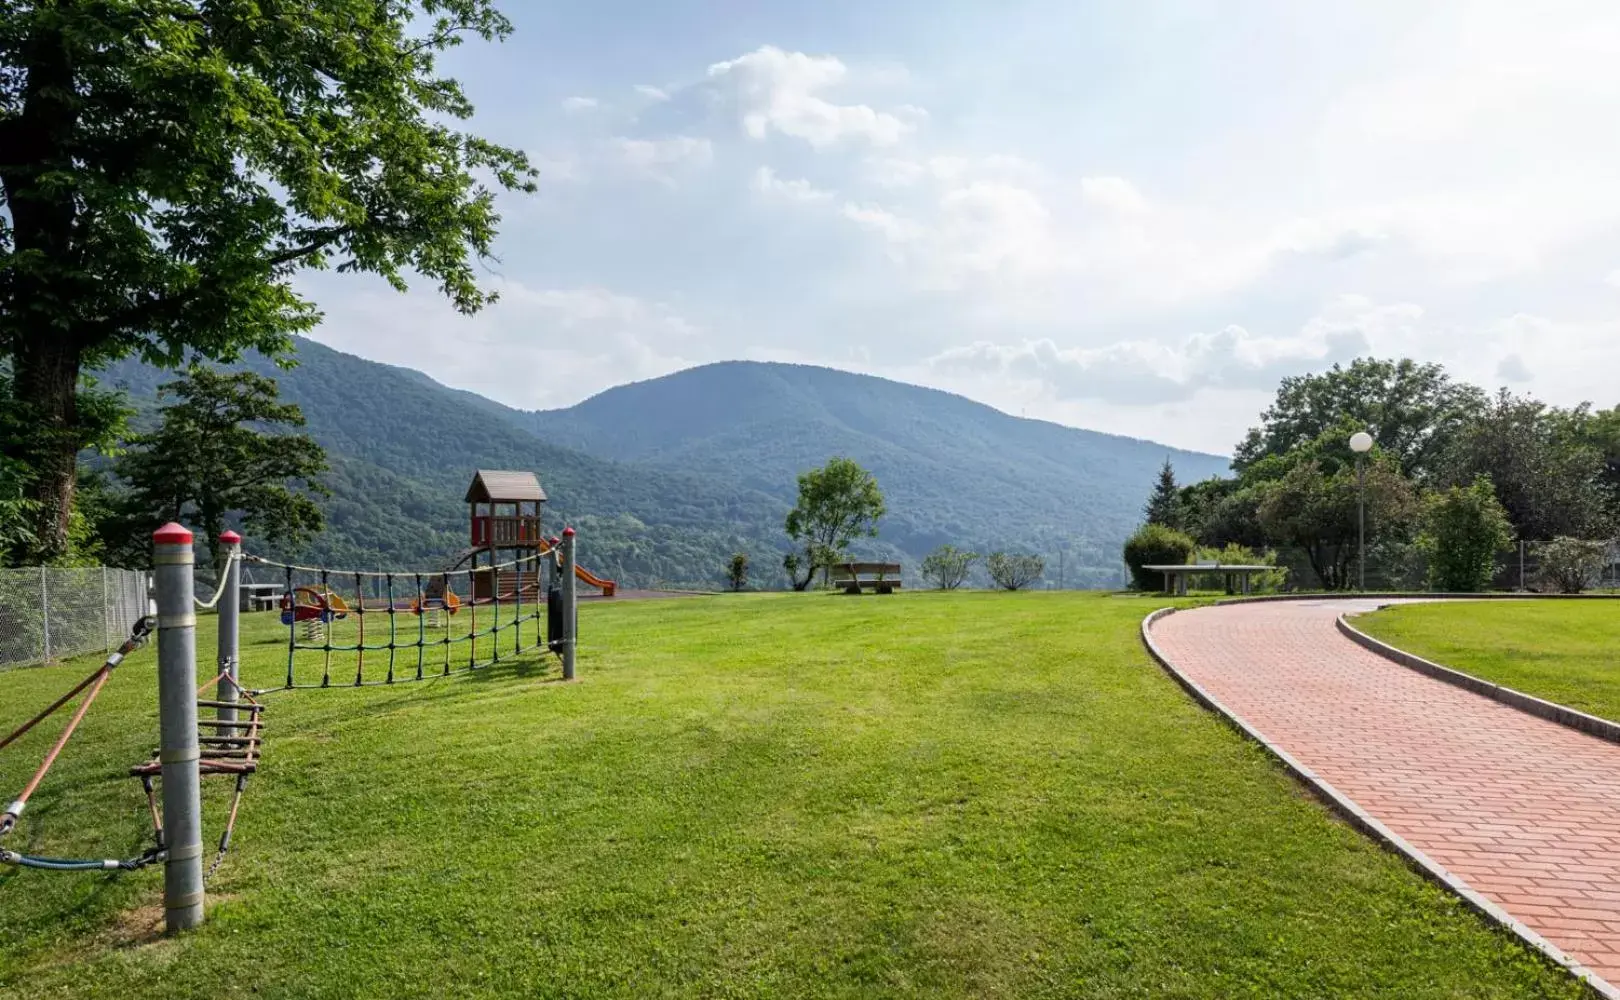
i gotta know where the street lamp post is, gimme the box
[1350,431,1374,590]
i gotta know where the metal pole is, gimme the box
[1519,540,1526,592]
[40,566,50,663]
[560,527,578,681]
[1357,456,1366,591]
[217,531,242,724]
[153,522,205,933]
[102,566,110,653]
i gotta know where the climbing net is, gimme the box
[245,547,564,690]
[2,545,569,881]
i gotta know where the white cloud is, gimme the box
[306,279,697,410]
[706,46,916,147]
[560,96,599,114]
[633,84,670,101]
[928,295,1408,405]
[1606,268,1620,289]
[839,202,924,247]
[752,166,835,203]
[611,135,714,183]
[1079,176,1148,214]
[1496,354,1532,383]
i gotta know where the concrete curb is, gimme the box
[1140,606,1620,1000]
[1213,591,1620,607]
[1337,611,1620,747]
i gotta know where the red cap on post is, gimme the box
[219,530,242,545]
[562,527,575,538]
[549,536,561,546]
[153,522,194,545]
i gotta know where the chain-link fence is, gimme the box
[0,567,150,669]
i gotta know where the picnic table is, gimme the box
[1142,563,1273,596]
[239,582,285,612]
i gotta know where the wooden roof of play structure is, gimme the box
[464,470,548,504]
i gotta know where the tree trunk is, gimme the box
[3,21,85,566]
[9,337,84,564]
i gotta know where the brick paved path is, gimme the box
[1150,599,1620,990]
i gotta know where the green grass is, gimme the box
[1356,599,1620,723]
[0,592,1586,998]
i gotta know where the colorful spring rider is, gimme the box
[410,577,463,628]
[280,586,349,642]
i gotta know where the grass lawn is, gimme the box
[1356,599,1620,723]
[0,591,1586,998]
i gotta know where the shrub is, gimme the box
[1123,523,1196,591]
[1418,476,1513,592]
[1537,537,1609,594]
[920,544,977,590]
[1191,543,1287,594]
[986,552,1044,591]
[724,552,749,592]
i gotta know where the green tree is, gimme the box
[116,366,328,570]
[919,544,977,590]
[724,552,749,592]
[1419,475,1513,592]
[0,0,536,561]
[1441,390,1611,541]
[1178,477,1268,550]
[784,457,885,585]
[1235,358,1485,481]
[1256,456,1418,590]
[985,552,1044,591]
[1536,537,1610,594]
[1144,459,1182,528]
[782,552,814,592]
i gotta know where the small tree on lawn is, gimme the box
[920,544,977,590]
[784,457,885,586]
[986,552,1044,591]
[116,366,328,571]
[1419,475,1513,592]
[725,552,749,592]
[1144,459,1182,529]
[1537,537,1609,594]
[783,552,814,592]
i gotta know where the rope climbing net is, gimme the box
[246,546,566,690]
[2,539,576,889]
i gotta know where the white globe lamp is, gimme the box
[1349,430,1374,590]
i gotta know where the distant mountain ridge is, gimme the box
[100,342,1229,588]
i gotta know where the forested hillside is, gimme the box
[100,341,1229,588]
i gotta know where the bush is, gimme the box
[919,544,977,590]
[986,552,1044,591]
[1123,524,1196,591]
[724,552,749,592]
[1418,476,1513,592]
[1190,543,1287,594]
[1537,537,1609,593]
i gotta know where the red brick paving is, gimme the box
[1151,599,1620,989]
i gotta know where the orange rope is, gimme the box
[1,666,113,835]
[0,665,106,752]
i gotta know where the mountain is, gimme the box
[100,342,1229,588]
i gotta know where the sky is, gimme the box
[304,0,1620,456]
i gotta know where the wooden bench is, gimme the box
[829,562,903,594]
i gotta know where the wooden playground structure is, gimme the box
[459,470,616,600]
